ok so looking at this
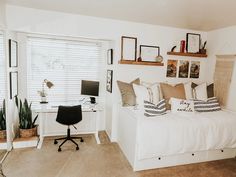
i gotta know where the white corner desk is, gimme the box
[34,102,102,149]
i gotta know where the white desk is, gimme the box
[34,102,102,149]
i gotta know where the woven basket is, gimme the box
[0,130,6,139]
[20,126,37,138]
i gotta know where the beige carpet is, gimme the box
[2,132,236,177]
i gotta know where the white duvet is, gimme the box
[133,110,236,160]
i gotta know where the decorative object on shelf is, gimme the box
[180,40,185,53]
[137,57,142,62]
[9,71,18,99]
[178,60,189,78]
[155,55,163,63]
[190,61,200,78]
[0,99,6,139]
[38,79,54,104]
[166,60,178,77]
[200,41,207,54]
[9,39,18,67]
[15,96,39,138]
[106,70,113,93]
[140,45,160,62]
[171,46,177,52]
[107,49,113,65]
[121,36,137,61]
[186,33,201,53]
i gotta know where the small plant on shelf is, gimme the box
[15,96,38,138]
[0,100,6,139]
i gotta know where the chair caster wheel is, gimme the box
[80,139,84,142]
[58,148,61,152]
[54,140,58,144]
[76,147,79,151]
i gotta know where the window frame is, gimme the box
[26,34,106,104]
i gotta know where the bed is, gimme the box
[117,106,236,171]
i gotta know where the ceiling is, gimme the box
[5,0,236,31]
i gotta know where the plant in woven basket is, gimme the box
[15,96,38,130]
[0,99,6,131]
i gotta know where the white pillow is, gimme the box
[184,82,193,100]
[141,81,161,104]
[169,97,195,114]
[133,84,150,108]
[194,83,208,101]
[133,83,161,109]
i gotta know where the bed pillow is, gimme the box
[193,83,208,101]
[184,82,194,100]
[169,97,194,114]
[160,83,186,110]
[192,83,214,98]
[194,97,221,112]
[133,84,150,108]
[143,99,167,117]
[117,78,140,106]
[140,81,161,104]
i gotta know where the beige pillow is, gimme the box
[160,83,186,110]
[117,78,140,106]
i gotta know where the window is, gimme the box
[27,37,103,103]
[0,33,5,104]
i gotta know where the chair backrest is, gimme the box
[56,105,82,125]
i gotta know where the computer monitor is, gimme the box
[81,80,99,104]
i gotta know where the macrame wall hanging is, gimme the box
[214,55,235,108]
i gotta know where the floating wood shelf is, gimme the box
[119,60,164,66]
[167,52,207,58]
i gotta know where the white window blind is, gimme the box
[0,33,5,104]
[27,37,103,103]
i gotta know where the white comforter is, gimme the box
[134,110,236,160]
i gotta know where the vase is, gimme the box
[40,96,48,104]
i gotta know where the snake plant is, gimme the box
[15,96,38,129]
[0,99,6,131]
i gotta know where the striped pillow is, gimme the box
[144,99,167,117]
[194,97,221,112]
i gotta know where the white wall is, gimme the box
[207,26,236,111]
[5,30,18,150]
[0,1,6,28]
[6,5,208,141]
[0,2,16,150]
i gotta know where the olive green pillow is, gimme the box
[117,78,140,106]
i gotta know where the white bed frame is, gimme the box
[117,107,236,171]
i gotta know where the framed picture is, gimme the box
[140,45,160,62]
[166,60,178,77]
[107,49,113,65]
[9,71,18,99]
[178,60,189,78]
[190,61,200,78]
[121,36,137,61]
[106,70,113,93]
[9,39,18,67]
[186,33,201,53]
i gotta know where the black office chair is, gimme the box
[54,105,84,152]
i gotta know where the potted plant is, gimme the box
[38,79,54,104]
[15,96,38,138]
[0,100,6,139]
